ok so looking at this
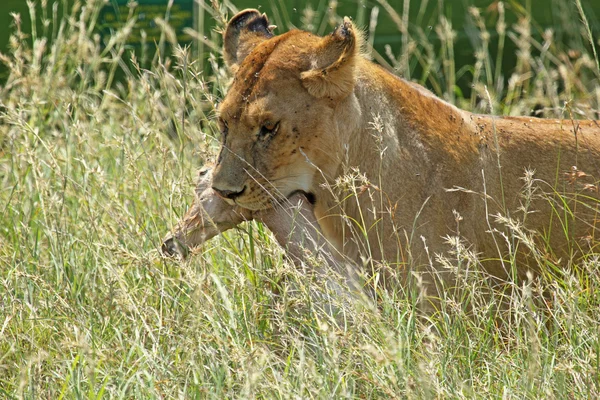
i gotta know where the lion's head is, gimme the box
[211,9,363,211]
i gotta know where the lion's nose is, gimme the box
[212,185,245,200]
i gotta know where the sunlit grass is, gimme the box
[1,0,599,398]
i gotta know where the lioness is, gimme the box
[164,9,600,292]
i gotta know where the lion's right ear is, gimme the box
[301,18,361,100]
[223,9,276,71]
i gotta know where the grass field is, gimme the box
[1,0,600,398]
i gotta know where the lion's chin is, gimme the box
[232,198,271,212]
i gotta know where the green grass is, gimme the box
[1,0,600,398]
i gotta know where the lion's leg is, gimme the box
[257,194,363,313]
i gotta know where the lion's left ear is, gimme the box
[223,9,276,71]
[301,18,361,100]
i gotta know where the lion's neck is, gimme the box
[345,61,480,170]
[317,61,483,263]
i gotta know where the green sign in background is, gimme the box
[99,0,195,48]
[1,0,600,84]
[4,1,600,57]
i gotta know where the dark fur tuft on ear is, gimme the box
[223,9,276,70]
[300,17,362,100]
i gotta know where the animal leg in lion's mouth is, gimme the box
[161,234,190,258]
[162,166,251,258]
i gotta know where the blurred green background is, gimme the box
[2,0,600,86]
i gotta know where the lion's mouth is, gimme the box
[287,190,316,205]
[234,189,316,211]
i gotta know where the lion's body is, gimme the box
[170,10,600,289]
[319,60,600,280]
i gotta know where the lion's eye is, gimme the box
[259,121,280,137]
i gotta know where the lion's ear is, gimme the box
[223,9,276,71]
[301,18,361,100]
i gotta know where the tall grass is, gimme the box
[0,0,599,398]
